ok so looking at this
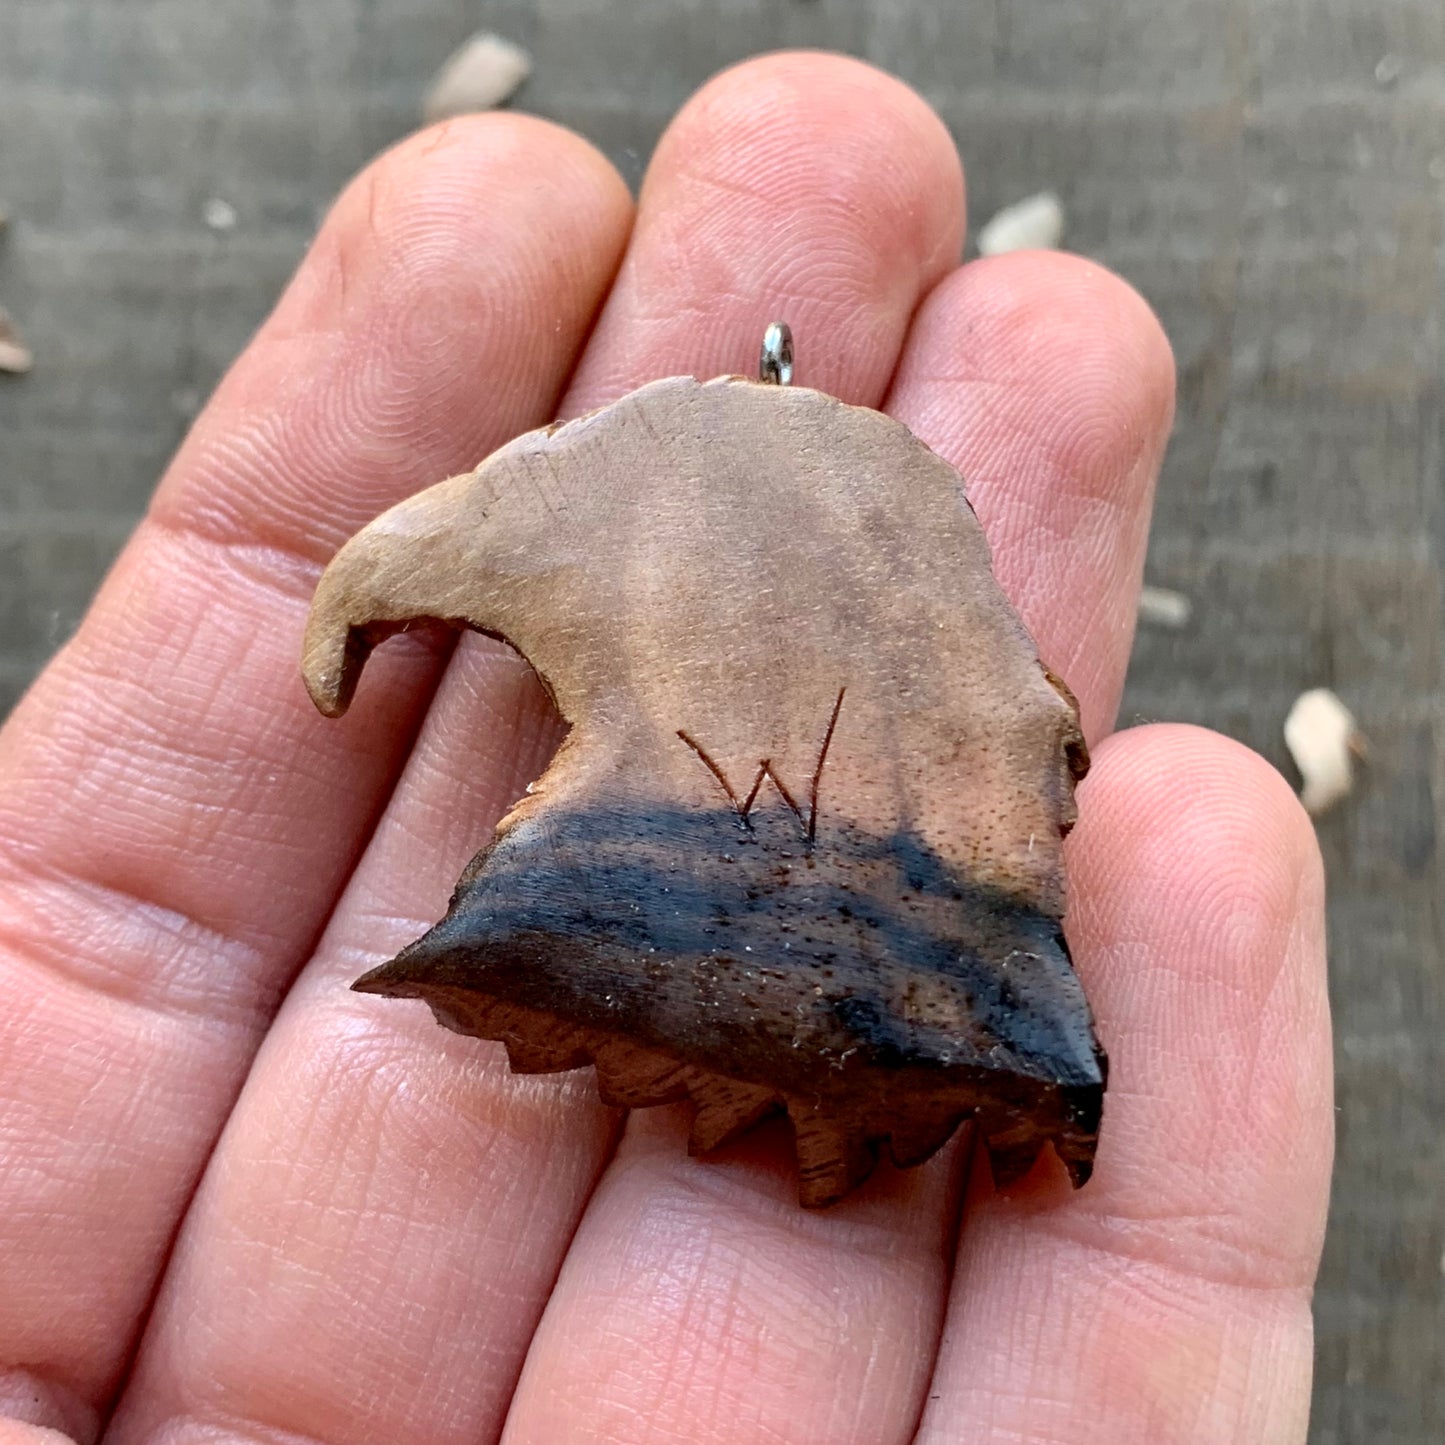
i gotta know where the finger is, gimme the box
[915,725,1333,1444]
[561,48,965,413]
[885,250,1175,741]
[0,116,631,1439]
[107,52,967,1445]
[498,251,1175,1445]
[0,1424,75,1445]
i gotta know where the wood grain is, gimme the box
[304,375,1102,1205]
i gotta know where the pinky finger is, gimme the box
[916,725,1334,1445]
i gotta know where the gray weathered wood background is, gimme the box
[1,0,1440,1438]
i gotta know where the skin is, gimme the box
[0,52,1331,1445]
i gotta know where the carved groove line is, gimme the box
[677,688,846,844]
[809,688,846,842]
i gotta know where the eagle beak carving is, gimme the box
[303,373,1104,1206]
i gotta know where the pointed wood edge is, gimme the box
[354,972,1095,1207]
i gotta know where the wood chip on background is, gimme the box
[1137,585,1193,629]
[423,33,533,123]
[1285,687,1365,816]
[202,197,238,230]
[977,191,1066,256]
[0,307,33,374]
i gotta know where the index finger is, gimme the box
[0,116,631,1438]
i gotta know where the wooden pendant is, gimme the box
[303,332,1105,1206]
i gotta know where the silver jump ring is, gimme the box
[759,321,794,385]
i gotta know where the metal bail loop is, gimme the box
[759,321,794,385]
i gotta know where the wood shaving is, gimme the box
[1284,688,1365,816]
[202,197,238,231]
[0,307,33,374]
[978,192,1066,256]
[423,33,533,123]
[1374,54,1404,87]
[1137,585,1192,629]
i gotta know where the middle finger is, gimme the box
[500,252,1174,1445]
[109,52,965,1445]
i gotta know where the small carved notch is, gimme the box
[677,688,845,844]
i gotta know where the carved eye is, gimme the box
[304,372,1104,1206]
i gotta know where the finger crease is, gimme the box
[0,851,275,1032]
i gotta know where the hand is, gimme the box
[0,54,1331,1445]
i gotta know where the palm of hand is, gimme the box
[0,54,1330,1445]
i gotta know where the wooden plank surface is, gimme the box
[0,1,1440,1437]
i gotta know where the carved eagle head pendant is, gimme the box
[302,368,1105,1207]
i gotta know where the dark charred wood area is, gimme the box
[356,800,1105,1203]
